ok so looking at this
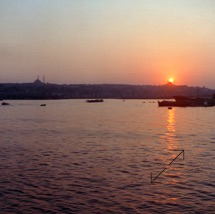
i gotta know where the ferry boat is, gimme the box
[158,96,215,107]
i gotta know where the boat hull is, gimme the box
[158,96,215,107]
[86,99,104,103]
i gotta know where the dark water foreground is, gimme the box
[0,100,214,213]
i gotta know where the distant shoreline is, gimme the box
[0,82,214,100]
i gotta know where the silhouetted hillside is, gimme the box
[0,81,214,100]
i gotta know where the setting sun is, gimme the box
[168,78,175,84]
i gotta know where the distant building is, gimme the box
[166,81,174,86]
[33,76,44,85]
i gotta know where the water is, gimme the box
[0,99,214,213]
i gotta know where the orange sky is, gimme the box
[1,0,215,88]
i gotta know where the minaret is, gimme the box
[43,75,45,83]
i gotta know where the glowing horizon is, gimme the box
[1,0,215,88]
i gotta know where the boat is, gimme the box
[40,104,46,106]
[2,102,10,106]
[158,95,215,107]
[86,99,104,103]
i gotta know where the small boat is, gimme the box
[40,104,46,106]
[86,99,104,103]
[2,102,10,106]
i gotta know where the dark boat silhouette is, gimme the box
[2,102,10,106]
[158,95,215,107]
[86,99,104,103]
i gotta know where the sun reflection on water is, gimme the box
[162,108,179,151]
[167,108,176,133]
[154,108,185,185]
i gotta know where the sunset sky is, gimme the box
[1,0,215,88]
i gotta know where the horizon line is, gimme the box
[0,81,215,90]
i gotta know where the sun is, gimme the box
[168,78,175,84]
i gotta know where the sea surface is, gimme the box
[0,99,214,213]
